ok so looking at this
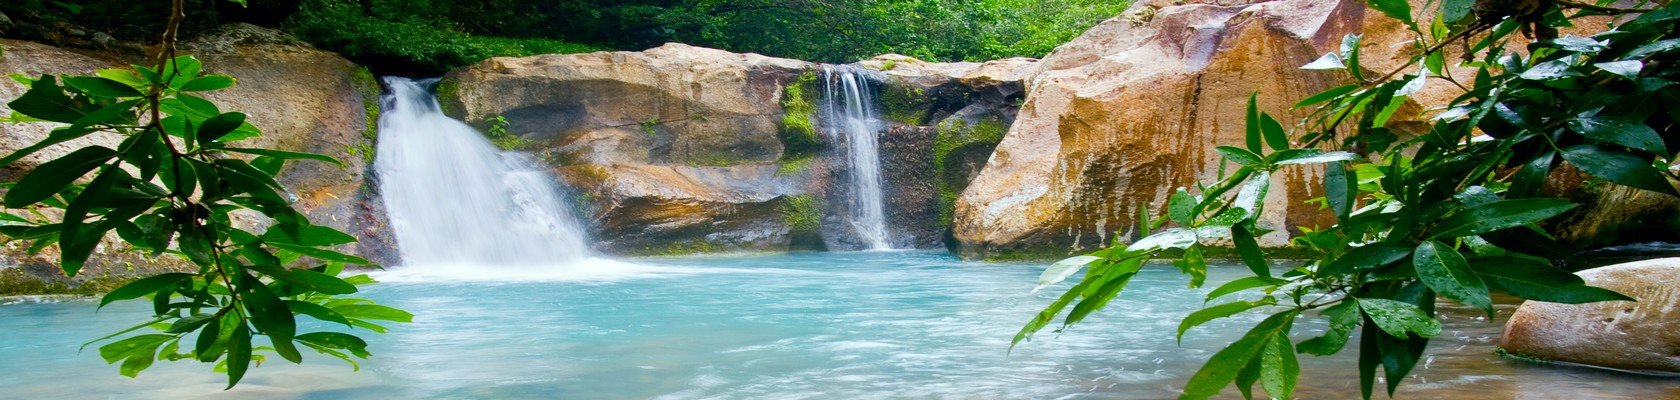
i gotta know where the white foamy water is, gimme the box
[821,66,892,250]
[375,77,592,271]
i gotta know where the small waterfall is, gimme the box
[375,77,591,269]
[821,66,893,250]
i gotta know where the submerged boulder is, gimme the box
[1499,258,1680,374]
[0,26,390,289]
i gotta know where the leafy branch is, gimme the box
[0,0,407,389]
[1014,1,1679,399]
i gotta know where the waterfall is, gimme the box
[374,77,591,269]
[821,66,893,250]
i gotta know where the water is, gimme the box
[375,77,591,269]
[821,66,893,250]
[4,252,1675,399]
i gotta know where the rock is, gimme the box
[443,43,813,166]
[1543,163,1680,251]
[0,27,391,289]
[188,24,394,265]
[444,44,1032,253]
[560,163,805,254]
[1499,258,1680,373]
[952,0,1379,258]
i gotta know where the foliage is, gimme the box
[0,3,406,388]
[482,115,525,150]
[285,0,600,74]
[1015,1,1679,399]
[779,72,822,160]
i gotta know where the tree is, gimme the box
[1,0,406,389]
[1014,1,1678,399]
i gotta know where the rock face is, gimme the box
[1499,258,1680,374]
[442,44,1035,253]
[949,0,1470,258]
[0,25,389,287]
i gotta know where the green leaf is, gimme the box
[63,76,143,98]
[0,125,101,168]
[1014,276,1097,348]
[178,75,236,92]
[1414,241,1492,315]
[285,300,353,326]
[1232,224,1270,278]
[221,147,344,167]
[71,98,141,128]
[226,322,252,389]
[1064,271,1136,326]
[295,332,370,358]
[1168,188,1196,225]
[1245,92,1263,153]
[197,112,247,146]
[1269,149,1359,166]
[1326,161,1357,220]
[1297,300,1359,355]
[1180,310,1298,399]
[8,75,93,123]
[1320,243,1411,275]
[1034,255,1099,293]
[92,68,144,87]
[1562,145,1678,196]
[1216,146,1265,168]
[97,334,171,377]
[1356,298,1441,338]
[333,304,414,323]
[194,317,222,362]
[1594,61,1643,79]
[1260,113,1289,151]
[1364,0,1415,30]
[162,55,203,89]
[1177,297,1277,344]
[1174,246,1208,288]
[98,273,192,309]
[1430,198,1578,239]
[1568,116,1666,155]
[4,145,117,207]
[1471,258,1634,303]
[1294,84,1358,108]
[1259,328,1299,399]
[1205,276,1284,302]
[261,223,358,247]
[282,269,359,295]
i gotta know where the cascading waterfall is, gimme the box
[375,77,591,269]
[821,65,893,250]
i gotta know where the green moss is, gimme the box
[434,78,461,117]
[351,67,381,164]
[932,118,1009,228]
[631,240,719,256]
[781,194,823,234]
[779,72,823,159]
[776,156,812,176]
[880,84,931,126]
[0,268,136,296]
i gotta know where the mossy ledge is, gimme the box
[778,71,823,160]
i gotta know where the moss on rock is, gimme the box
[880,84,931,126]
[932,117,1008,228]
[779,72,822,160]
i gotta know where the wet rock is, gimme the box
[559,163,802,254]
[445,44,1031,253]
[1499,258,1680,374]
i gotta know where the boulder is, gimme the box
[953,0,1378,258]
[185,23,394,265]
[1499,258,1680,374]
[0,26,389,289]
